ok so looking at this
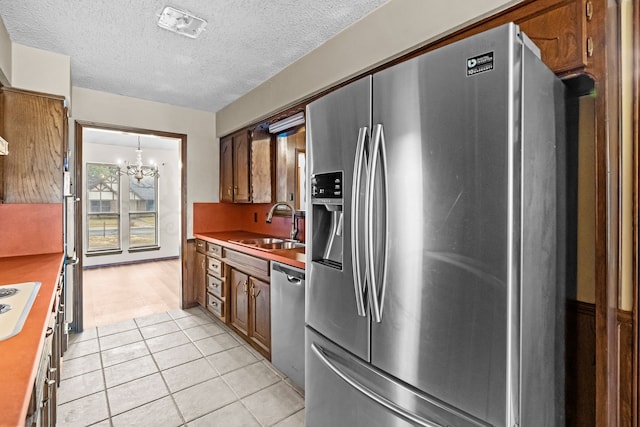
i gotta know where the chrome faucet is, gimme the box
[266,201,298,241]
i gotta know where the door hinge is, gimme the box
[585,0,593,21]
[586,36,594,57]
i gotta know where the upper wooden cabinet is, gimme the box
[219,127,273,204]
[233,130,251,203]
[516,0,589,74]
[0,87,67,204]
[250,127,273,204]
[220,135,234,203]
[275,126,305,210]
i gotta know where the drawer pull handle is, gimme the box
[45,327,54,337]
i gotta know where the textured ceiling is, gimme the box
[0,0,388,112]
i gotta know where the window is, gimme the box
[128,170,158,249]
[86,163,120,252]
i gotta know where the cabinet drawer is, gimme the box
[207,293,225,318]
[207,274,224,298]
[223,248,270,276]
[206,242,222,258]
[207,257,224,277]
[195,239,206,254]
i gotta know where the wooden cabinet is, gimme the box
[224,248,271,359]
[249,277,270,354]
[194,241,207,307]
[195,240,227,322]
[0,87,67,204]
[232,130,251,203]
[220,136,234,203]
[229,267,271,358]
[275,127,306,209]
[229,268,250,335]
[194,241,273,358]
[219,127,273,204]
[250,126,274,204]
[220,130,251,203]
[25,274,65,427]
[516,0,589,74]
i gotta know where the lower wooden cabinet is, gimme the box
[229,267,271,359]
[195,239,227,322]
[193,240,272,359]
[25,274,65,427]
[230,268,250,336]
[248,277,270,355]
[194,250,206,306]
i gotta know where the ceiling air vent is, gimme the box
[157,6,207,39]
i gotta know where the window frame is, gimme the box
[127,167,160,251]
[85,162,122,254]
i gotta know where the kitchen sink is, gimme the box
[234,238,284,245]
[231,238,304,251]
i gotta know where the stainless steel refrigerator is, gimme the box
[305,23,565,427]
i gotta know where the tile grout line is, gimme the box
[188,307,304,426]
[136,316,188,427]
[96,324,115,427]
[174,307,267,427]
[63,308,304,426]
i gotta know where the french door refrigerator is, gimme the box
[305,23,565,427]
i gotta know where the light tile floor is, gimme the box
[58,307,305,427]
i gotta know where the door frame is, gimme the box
[72,120,187,333]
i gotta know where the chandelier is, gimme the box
[120,136,159,182]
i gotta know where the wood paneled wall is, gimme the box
[566,300,596,427]
[618,309,633,426]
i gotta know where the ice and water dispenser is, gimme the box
[311,171,343,270]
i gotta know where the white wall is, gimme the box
[11,43,71,106]
[0,19,70,101]
[82,140,181,267]
[71,87,218,238]
[0,17,11,85]
[216,0,522,136]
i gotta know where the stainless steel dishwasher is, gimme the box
[270,262,305,390]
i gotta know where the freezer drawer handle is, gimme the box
[350,126,369,317]
[311,343,438,427]
[366,124,389,323]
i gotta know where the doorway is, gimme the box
[72,122,187,332]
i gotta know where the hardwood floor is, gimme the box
[83,259,181,329]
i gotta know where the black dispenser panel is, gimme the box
[311,171,343,203]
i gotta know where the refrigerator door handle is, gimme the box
[366,124,389,323]
[311,343,440,427]
[351,126,369,317]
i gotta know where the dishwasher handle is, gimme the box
[272,263,305,282]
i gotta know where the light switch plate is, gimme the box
[0,136,7,155]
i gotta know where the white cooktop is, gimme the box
[0,282,41,341]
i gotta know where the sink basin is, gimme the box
[234,238,284,245]
[231,238,304,251]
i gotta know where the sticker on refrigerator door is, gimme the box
[466,52,494,76]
